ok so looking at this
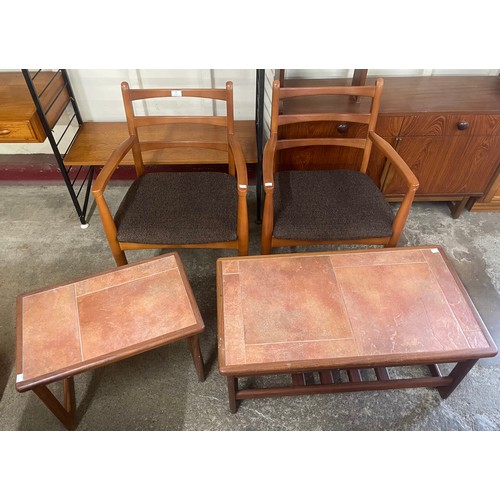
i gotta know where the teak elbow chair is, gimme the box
[261,78,419,255]
[92,81,249,266]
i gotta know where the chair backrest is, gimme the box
[267,78,384,174]
[121,81,236,176]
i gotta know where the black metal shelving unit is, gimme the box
[22,69,95,227]
[255,69,265,224]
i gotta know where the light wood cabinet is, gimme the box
[0,72,70,143]
[280,75,500,216]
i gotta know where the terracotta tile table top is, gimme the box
[217,246,497,376]
[16,252,204,392]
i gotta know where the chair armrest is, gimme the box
[262,135,277,193]
[228,135,248,192]
[368,131,419,192]
[369,131,419,246]
[92,136,136,197]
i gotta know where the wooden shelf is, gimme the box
[0,71,70,143]
[64,120,258,166]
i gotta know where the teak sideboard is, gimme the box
[280,75,500,217]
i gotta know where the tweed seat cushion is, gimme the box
[114,172,238,244]
[273,169,395,241]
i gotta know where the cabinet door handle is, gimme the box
[337,123,349,133]
[457,121,469,131]
[0,129,11,136]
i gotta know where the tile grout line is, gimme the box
[223,265,247,364]
[73,284,84,361]
[34,259,177,297]
[328,256,361,356]
[236,260,248,364]
[174,267,197,325]
[421,249,473,349]
[247,337,355,346]
[77,267,177,297]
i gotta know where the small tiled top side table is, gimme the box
[217,246,497,413]
[16,252,205,430]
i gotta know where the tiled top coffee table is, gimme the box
[217,246,497,412]
[16,252,205,429]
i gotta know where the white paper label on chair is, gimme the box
[431,248,439,253]
[171,90,182,97]
[239,184,247,189]
[16,373,24,383]
[264,182,273,187]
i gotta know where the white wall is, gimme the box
[67,69,256,121]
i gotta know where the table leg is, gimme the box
[187,335,205,382]
[227,376,238,413]
[63,377,76,416]
[32,377,76,430]
[438,359,478,399]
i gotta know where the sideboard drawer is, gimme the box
[279,121,369,140]
[0,119,44,143]
[400,114,500,137]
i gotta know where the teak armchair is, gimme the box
[261,78,419,254]
[92,81,248,266]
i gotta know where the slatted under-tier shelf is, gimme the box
[235,364,454,400]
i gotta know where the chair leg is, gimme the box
[109,241,128,266]
[385,234,399,247]
[260,196,273,255]
[113,251,128,266]
[238,238,249,257]
[260,240,272,255]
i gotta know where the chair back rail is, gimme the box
[121,81,236,177]
[279,85,378,99]
[276,138,366,151]
[278,113,371,126]
[139,141,229,152]
[269,78,384,175]
[133,115,228,127]
[127,87,229,101]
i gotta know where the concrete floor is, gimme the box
[0,183,499,431]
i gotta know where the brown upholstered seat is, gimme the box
[273,170,394,241]
[92,81,249,266]
[115,172,238,245]
[261,78,419,254]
